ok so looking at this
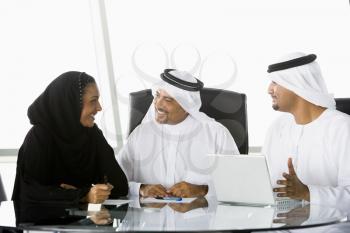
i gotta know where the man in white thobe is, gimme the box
[117,69,239,198]
[263,52,350,208]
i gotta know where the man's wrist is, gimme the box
[303,186,310,202]
[139,184,145,197]
[198,185,208,196]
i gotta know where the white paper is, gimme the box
[87,203,102,211]
[141,197,196,204]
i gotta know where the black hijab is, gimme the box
[28,71,93,148]
[12,71,128,202]
[27,71,98,184]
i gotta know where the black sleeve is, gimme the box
[12,127,89,204]
[95,129,129,198]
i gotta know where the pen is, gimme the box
[103,175,108,184]
[91,175,108,187]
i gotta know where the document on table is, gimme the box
[141,197,197,204]
[103,199,133,206]
[87,203,102,211]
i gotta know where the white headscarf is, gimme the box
[268,52,336,109]
[142,70,214,124]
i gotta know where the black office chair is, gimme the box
[335,98,350,115]
[128,88,249,154]
[0,174,7,202]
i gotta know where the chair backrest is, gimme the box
[128,88,249,154]
[335,98,350,115]
[0,174,7,202]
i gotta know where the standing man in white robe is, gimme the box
[117,69,239,198]
[263,52,350,207]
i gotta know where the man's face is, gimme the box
[154,89,188,124]
[268,81,297,112]
[80,83,102,127]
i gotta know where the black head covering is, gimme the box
[267,54,317,73]
[28,71,95,146]
[27,71,98,185]
[160,69,204,92]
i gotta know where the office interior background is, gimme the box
[0,0,349,200]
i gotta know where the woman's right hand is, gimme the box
[86,183,114,203]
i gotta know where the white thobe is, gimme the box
[117,115,239,197]
[263,109,350,207]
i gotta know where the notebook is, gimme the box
[210,154,301,207]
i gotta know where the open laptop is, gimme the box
[210,154,301,207]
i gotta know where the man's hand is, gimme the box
[86,183,114,204]
[273,158,310,201]
[140,184,168,197]
[168,181,208,198]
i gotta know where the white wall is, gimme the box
[1,0,350,149]
[105,0,350,146]
[0,0,98,148]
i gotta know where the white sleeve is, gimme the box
[128,182,142,197]
[116,130,142,197]
[183,171,216,197]
[308,185,350,207]
[308,120,350,207]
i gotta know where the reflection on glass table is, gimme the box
[117,201,347,232]
[0,197,348,232]
[140,197,208,213]
[274,204,311,226]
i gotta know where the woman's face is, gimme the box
[80,83,102,127]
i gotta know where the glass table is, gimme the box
[0,197,347,232]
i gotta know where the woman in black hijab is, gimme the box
[12,71,128,204]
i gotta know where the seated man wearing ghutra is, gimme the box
[117,69,239,198]
[263,52,350,207]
